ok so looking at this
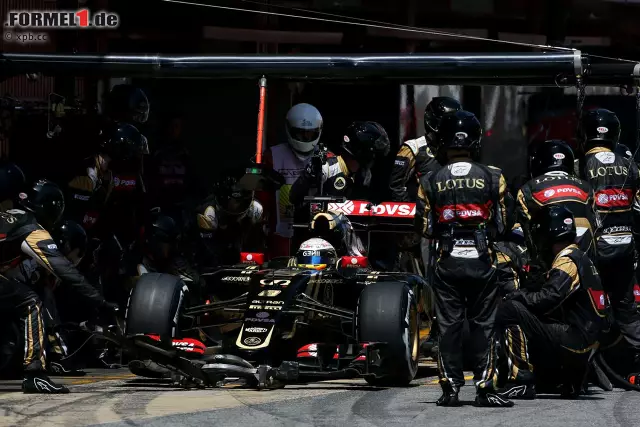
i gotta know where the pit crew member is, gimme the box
[497,206,608,399]
[390,97,460,202]
[517,139,598,261]
[0,180,116,392]
[289,121,391,205]
[415,110,513,407]
[65,122,149,239]
[578,109,640,357]
[196,176,266,268]
[261,103,323,257]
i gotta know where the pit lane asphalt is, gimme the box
[0,365,637,427]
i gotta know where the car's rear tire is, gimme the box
[125,273,188,342]
[358,281,419,386]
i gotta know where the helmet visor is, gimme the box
[296,254,333,269]
[288,127,321,143]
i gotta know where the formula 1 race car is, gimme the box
[119,197,432,389]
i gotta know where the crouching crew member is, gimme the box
[497,206,608,399]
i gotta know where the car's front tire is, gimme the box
[358,281,419,386]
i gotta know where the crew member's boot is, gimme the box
[475,388,515,407]
[23,372,70,394]
[436,382,460,407]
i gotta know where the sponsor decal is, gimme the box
[83,212,99,227]
[259,279,291,287]
[245,327,268,333]
[334,177,346,190]
[256,312,270,318]
[328,200,416,218]
[454,132,468,139]
[449,162,472,177]
[47,244,58,250]
[258,290,281,297]
[553,153,565,160]
[603,225,632,234]
[343,135,350,143]
[250,305,282,310]
[74,194,90,201]
[240,252,264,265]
[437,204,489,222]
[594,151,615,164]
[394,159,406,166]
[303,250,320,256]
[533,185,588,203]
[563,218,573,225]
[589,289,607,310]
[634,284,640,303]
[245,317,275,323]
[243,337,262,346]
[300,238,333,250]
[594,188,633,208]
[222,276,251,282]
[596,126,609,134]
[315,278,345,284]
[249,300,284,310]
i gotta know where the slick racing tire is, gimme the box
[126,273,189,342]
[0,319,23,379]
[358,281,419,386]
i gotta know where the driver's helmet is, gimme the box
[295,238,338,270]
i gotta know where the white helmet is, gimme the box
[285,103,323,159]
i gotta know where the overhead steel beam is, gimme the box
[0,52,582,85]
[0,51,638,85]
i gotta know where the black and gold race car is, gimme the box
[121,197,433,389]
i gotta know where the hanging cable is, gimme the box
[160,0,576,52]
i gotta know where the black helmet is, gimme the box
[101,122,149,160]
[105,84,149,124]
[529,139,575,178]
[580,108,621,150]
[144,212,180,262]
[19,180,65,229]
[615,143,633,160]
[213,176,253,216]
[0,161,26,204]
[341,121,391,166]
[52,220,87,266]
[437,110,482,156]
[529,205,576,266]
[146,213,180,242]
[424,97,462,133]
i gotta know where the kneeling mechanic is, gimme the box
[497,205,609,399]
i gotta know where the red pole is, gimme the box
[256,76,267,164]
